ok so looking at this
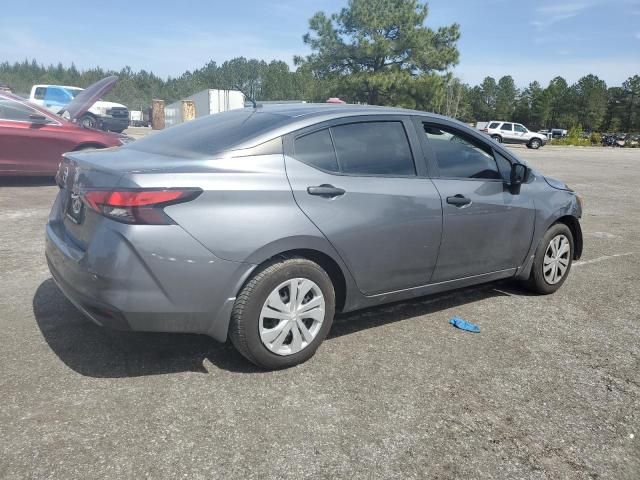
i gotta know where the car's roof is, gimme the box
[32,84,82,90]
[125,102,483,160]
[225,103,462,148]
[254,102,427,119]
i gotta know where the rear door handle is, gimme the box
[307,184,346,198]
[446,194,472,207]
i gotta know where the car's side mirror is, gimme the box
[509,163,529,193]
[29,114,49,125]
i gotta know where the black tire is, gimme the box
[526,223,574,294]
[529,138,542,149]
[229,257,335,369]
[78,114,98,129]
[492,135,503,143]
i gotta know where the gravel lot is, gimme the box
[1,146,638,479]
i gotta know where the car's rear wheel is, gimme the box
[526,223,574,294]
[529,138,542,149]
[492,135,502,143]
[229,257,335,369]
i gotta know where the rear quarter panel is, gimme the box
[135,154,345,266]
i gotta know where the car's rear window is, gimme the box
[126,109,289,158]
[489,122,501,129]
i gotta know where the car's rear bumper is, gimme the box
[45,217,255,341]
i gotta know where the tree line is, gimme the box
[1,0,638,132]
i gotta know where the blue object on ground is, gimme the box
[449,316,481,333]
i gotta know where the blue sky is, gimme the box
[1,0,638,87]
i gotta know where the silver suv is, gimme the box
[484,121,547,149]
[46,104,581,369]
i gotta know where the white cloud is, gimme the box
[531,14,578,29]
[536,2,592,14]
[531,1,596,29]
[636,32,640,40]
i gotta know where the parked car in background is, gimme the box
[129,110,149,127]
[538,129,553,140]
[0,78,129,176]
[46,104,583,369]
[0,83,12,93]
[551,128,568,139]
[29,77,129,133]
[484,121,547,149]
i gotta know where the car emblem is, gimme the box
[70,192,82,215]
[62,166,69,184]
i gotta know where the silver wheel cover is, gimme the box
[259,278,325,356]
[543,234,571,284]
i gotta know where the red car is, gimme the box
[0,76,128,176]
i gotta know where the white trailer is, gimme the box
[165,89,245,127]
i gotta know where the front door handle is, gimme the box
[307,184,346,198]
[446,194,472,207]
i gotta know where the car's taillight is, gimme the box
[82,188,202,224]
[54,162,64,188]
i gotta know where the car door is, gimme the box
[418,120,535,282]
[514,124,529,144]
[0,97,73,174]
[284,116,443,295]
[499,122,515,143]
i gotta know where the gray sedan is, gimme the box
[45,104,583,369]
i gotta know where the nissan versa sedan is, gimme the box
[45,104,583,369]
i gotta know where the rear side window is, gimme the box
[331,122,415,176]
[489,122,501,129]
[501,123,513,131]
[423,124,501,180]
[34,87,46,100]
[294,129,339,172]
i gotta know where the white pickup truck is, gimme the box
[29,84,129,133]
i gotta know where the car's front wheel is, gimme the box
[78,114,98,129]
[229,257,335,369]
[527,223,574,294]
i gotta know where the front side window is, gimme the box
[294,129,339,172]
[501,123,513,131]
[0,98,42,122]
[514,124,527,133]
[423,124,501,180]
[330,121,416,176]
[34,87,46,100]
